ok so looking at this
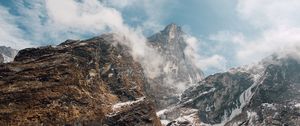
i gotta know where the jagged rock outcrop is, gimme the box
[226,56,300,126]
[0,46,18,63]
[147,24,203,109]
[0,34,161,126]
[158,55,300,126]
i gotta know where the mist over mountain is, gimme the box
[0,23,299,126]
[146,24,204,109]
[0,0,300,126]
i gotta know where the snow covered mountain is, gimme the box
[146,24,204,109]
[158,55,300,126]
[0,46,18,63]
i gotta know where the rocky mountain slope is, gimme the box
[0,34,161,125]
[147,24,204,109]
[1,23,299,126]
[0,46,18,63]
[158,55,300,126]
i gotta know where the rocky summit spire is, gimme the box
[146,24,203,109]
[148,23,185,46]
[162,23,183,37]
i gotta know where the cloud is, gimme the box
[200,0,300,69]
[45,0,124,32]
[0,0,164,78]
[12,0,124,44]
[0,0,229,76]
[234,0,300,64]
[184,35,227,72]
[0,6,32,49]
[237,0,300,28]
[103,0,138,9]
[208,31,245,45]
[104,0,179,33]
[45,0,164,77]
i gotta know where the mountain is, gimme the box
[0,34,161,125]
[0,46,18,63]
[1,23,299,126]
[0,24,205,125]
[146,24,204,109]
[158,55,300,126]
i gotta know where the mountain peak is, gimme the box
[0,46,18,63]
[162,23,183,35]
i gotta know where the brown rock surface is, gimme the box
[0,34,161,126]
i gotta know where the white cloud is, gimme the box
[206,0,300,67]
[184,35,227,72]
[237,0,300,28]
[103,0,138,9]
[0,0,164,78]
[45,0,164,77]
[235,0,300,64]
[208,31,245,44]
[46,0,124,33]
[0,0,229,75]
[0,6,32,49]
[104,0,179,33]
[237,26,300,64]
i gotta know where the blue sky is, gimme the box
[1,0,300,75]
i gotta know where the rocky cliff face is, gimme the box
[0,46,18,63]
[158,55,300,126]
[0,34,161,126]
[147,24,204,109]
[0,54,3,63]
[226,56,300,126]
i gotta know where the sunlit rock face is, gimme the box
[0,34,161,126]
[0,46,18,63]
[159,55,300,126]
[147,24,204,109]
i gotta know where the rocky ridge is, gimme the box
[147,24,204,109]
[1,23,299,126]
[0,34,161,125]
[158,55,300,126]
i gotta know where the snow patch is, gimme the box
[157,109,169,117]
[112,97,145,112]
[183,87,216,105]
[2,54,14,63]
[247,111,258,125]
[295,103,300,108]
[216,67,264,125]
[108,73,113,78]
[262,103,277,110]
[157,107,199,126]
[161,120,170,125]
[172,113,200,126]
[79,42,87,46]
